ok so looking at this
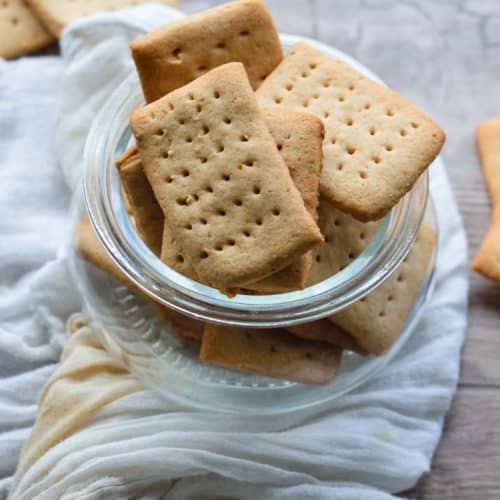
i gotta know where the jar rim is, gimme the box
[83,33,431,327]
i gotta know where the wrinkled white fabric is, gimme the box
[0,4,468,499]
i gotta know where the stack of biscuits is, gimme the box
[76,0,445,384]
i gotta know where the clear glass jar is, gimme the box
[70,34,439,413]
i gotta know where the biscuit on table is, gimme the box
[256,42,445,221]
[25,0,177,36]
[328,224,436,355]
[130,62,323,290]
[472,116,500,283]
[200,324,342,384]
[75,216,204,344]
[130,0,283,102]
[116,148,164,256]
[0,0,54,59]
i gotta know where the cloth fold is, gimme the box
[0,4,468,499]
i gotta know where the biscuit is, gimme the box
[121,111,323,292]
[472,207,500,283]
[244,109,324,292]
[200,324,342,384]
[25,0,177,36]
[328,224,436,354]
[130,0,283,102]
[161,108,324,294]
[286,321,367,355]
[117,148,164,256]
[75,216,204,344]
[0,0,54,59]
[472,116,500,282]
[256,42,445,221]
[307,196,379,285]
[131,62,323,290]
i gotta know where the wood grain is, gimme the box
[408,389,500,499]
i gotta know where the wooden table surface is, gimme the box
[34,1,500,498]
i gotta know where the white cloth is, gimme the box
[0,4,469,499]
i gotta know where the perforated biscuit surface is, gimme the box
[257,43,445,221]
[131,63,322,289]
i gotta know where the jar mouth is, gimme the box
[83,33,430,328]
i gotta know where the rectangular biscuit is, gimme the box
[131,62,323,290]
[472,116,500,282]
[117,148,164,256]
[307,196,379,285]
[0,0,54,59]
[328,224,436,354]
[26,0,177,36]
[161,108,324,293]
[256,42,445,221]
[200,324,342,384]
[472,207,500,283]
[475,116,500,204]
[75,216,204,344]
[244,109,324,292]
[286,321,367,355]
[130,0,283,102]
[120,111,323,292]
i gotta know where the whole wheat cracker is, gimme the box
[25,0,176,36]
[130,0,282,103]
[75,216,204,344]
[161,108,324,293]
[287,321,367,355]
[131,62,323,290]
[328,224,436,355]
[0,0,54,59]
[472,207,500,283]
[200,324,342,384]
[256,42,445,221]
[307,195,380,285]
[117,149,164,256]
[117,116,322,290]
[472,116,500,283]
[244,109,323,292]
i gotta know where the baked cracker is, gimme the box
[26,0,177,36]
[256,42,445,221]
[472,116,500,283]
[117,148,164,256]
[130,0,283,102]
[0,0,54,59]
[200,324,342,384]
[75,216,204,344]
[328,224,436,354]
[244,109,324,292]
[286,321,367,355]
[131,62,323,290]
[161,108,324,293]
[307,196,379,285]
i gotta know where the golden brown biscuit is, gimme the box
[117,149,164,256]
[256,42,445,221]
[472,116,500,282]
[130,0,282,102]
[200,324,342,384]
[131,62,323,290]
[328,225,436,354]
[25,0,177,36]
[0,0,54,59]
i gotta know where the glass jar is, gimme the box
[70,34,439,413]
